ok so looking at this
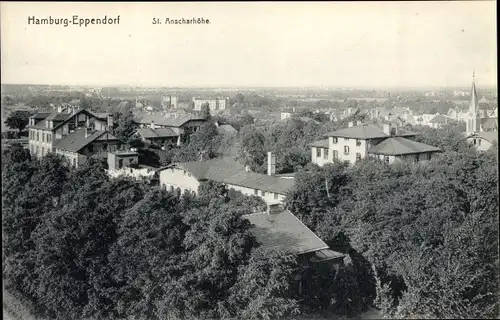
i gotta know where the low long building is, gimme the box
[158,154,294,204]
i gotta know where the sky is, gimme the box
[0,1,497,89]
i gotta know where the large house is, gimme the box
[192,97,227,112]
[27,106,123,166]
[158,153,294,204]
[309,121,442,166]
[133,113,206,134]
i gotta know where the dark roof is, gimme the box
[136,127,179,139]
[162,157,295,195]
[243,209,330,255]
[308,139,329,148]
[28,109,103,131]
[53,129,121,152]
[429,114,449,123]
[326,123,416,139]
[481,117,498,131]
[216,124,238,134]
[367,137,442,155]
[134,113,206,127]
[93,112,111,120]
[29,112,51,120]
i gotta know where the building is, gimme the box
[466,131,498,151]
[244,203,345,283]
[27,106,112,159]
[132,127,182,146]
[465,73,498,134]
[158,153,294,204]
[281,112,293,120]
[428,114,452,129]
[133,113,206,134]
[52,127,122,167]
[162,95,178,109]
[106,150,158,181]
[215,121,238,135]
[308,121,442,166]
[192,97,228,112]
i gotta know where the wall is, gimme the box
[159,167,201,195]
[226,184,286,204]
[468,137,493,151]
[28,128,53,158]
[54,149,79,167]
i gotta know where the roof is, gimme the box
[326,123,416,139]
[27,109,103,131]
[110,150,139,157]
[136,127,179,139]
[243,209,330,255]
[429,114,449,123]
[367,137,442,155]
[216,124,238,134]
[53,129,121,152]
[481,117,498,131]
[29,112,51,120]
[468,131,498,143]
[161,157,295,194]
[93,112,111,120]
[308,139,329,148]
[134,113,206,127]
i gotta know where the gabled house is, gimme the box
[133,127,182,146]
[308,121,441,166]
[133,113,207,134]
[52,127,123,167]
[27,107,111,159]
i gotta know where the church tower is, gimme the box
[466,72,481,134]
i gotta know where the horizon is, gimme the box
[1,2,497,89]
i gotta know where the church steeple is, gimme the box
[467,71,481,133]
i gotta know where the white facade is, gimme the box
[107,167,156,180]
[467,136,495,151]
[193,97,227,112]
[311,136,384,166]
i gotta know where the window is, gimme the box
[473,139,477,145]
[324,148,329,159]
[261,190,266,197]
[384,156,390,164]
[344,146,350,155]
[316,148,321,157]
[333,150,339,159]
[42,133,45,142]
[356,153,362,162]
[102,143,108,151]
[332,137,338,144]
[274,193,278,200]
[36,132,39,141]
[254,189,258,196]
[478,139,481,146]
[118,159,123,168]
[47,134,51,143]
[356,139,361,146]
[41,147,44,155]
[344,138,350,141]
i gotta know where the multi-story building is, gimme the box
[162,95,178,109]
[158,153,294,204]
[309,121,441,166]
[133,113,206,133]
[27,106,112,159]
[192,97,227,112]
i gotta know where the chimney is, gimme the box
[85,127,89,138]
[266,203,281,215]
[348,121,354,128]
[383,124,391,136]
[245,165,251,172]
[267,151,276,176]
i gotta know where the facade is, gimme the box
[309,121,441,166]
[27,107,110,159]
[158,154,294,204]
[192,97,228,112]
[133,127,181,146]
[466,131,498,151]
[106,151,158,181]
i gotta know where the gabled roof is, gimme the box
[53,129,121,152]
[161,157,295,195]
[481,117,498,131]
[243,209,330,255]
[134,113,206,127]
[367,137,442,156]
[216,124,238,135]
[136,127,179,139]
[308,139,329,148]
[429,114,449,123]
[29,112,51,120]
[468,131,498,143]
[27,109,103,131]
[326,123,416,139]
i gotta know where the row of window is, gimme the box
[253,189,280,200]
[316,147,362,160]
[29,130,52,143]
[163,184,196,197]
[472,138,482,146]
[330,137,362,146]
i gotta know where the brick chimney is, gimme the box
[267,151,276,176]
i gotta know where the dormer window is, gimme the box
[332,137,338,144]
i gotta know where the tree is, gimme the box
[237,128,267,172]
[5,110,32,136]
[201,102,211,119]
[113,110,136,141]
[1,143,31,170]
